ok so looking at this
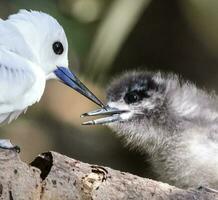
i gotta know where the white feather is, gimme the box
[0,48,45,123]
[0,10,68,124]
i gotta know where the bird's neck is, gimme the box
[111,115,180,156]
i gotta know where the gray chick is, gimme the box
[82,70,218,189]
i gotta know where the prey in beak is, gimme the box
[81,105,129,125]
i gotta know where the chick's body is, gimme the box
[106,71,218,189]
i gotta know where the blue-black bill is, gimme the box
[54,67,105,108]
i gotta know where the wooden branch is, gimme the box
[0,149,218,200]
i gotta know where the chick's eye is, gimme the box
[53,41,64,55]
[124,91,141,104]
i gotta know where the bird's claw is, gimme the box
[197,186,218,194]
[0,145,21,153]
[0,139,21,153]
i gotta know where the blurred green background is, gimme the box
[1,0,218,179]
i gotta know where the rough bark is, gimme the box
[0,149,217,200]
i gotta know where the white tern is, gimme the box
[0,9,104,151]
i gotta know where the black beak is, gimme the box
[81,105,128,125]
[54,67,105,108]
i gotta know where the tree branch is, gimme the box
[0,149,217,200]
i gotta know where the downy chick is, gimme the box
[82,70,218,189]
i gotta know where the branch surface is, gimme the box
[0,149,217,200]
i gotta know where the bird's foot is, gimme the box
[0,139,20,153]
[197,186,218,194]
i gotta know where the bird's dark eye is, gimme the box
[124,91,142,104]
[124,79,157,104]
[53,41,64,55]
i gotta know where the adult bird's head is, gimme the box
[6,10,104,107]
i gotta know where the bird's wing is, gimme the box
[0,19,35,61]
[0,48,45,124]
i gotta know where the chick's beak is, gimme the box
[54,67,105,107]
[81,105,128,125]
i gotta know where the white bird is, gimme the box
[0,10,104,151]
